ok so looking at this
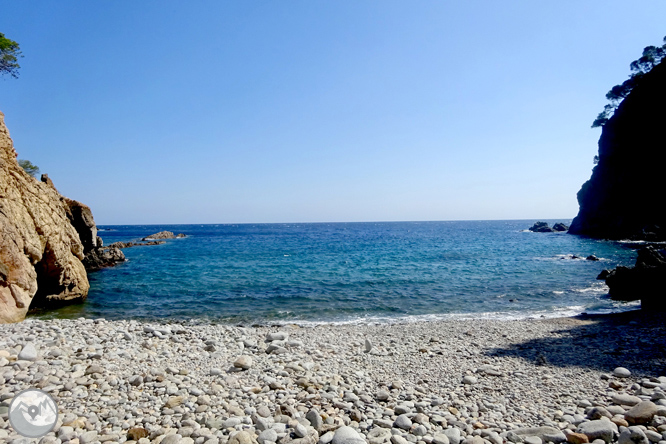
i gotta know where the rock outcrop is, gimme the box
[142,231,186,241]
[82,247,126,272]
[570,61,666,240]
[0,111,89,322]
[107,240,166,248]
[528,222,569,233]
[602,246,666,310]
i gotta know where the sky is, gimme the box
[1,2,665,225]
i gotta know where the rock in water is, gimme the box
[553,223,569,232]
[142,231,185,240]
[528,222,555,232]
[603,247,666,309]
[82,246,126,271]
[0,111,89,323]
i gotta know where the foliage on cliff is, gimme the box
[0,32,22,79]
[592,37,666,128]
[18,159,39,177]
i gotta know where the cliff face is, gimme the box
[0,111,90,323]
[569,62,666,240]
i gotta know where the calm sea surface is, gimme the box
[35,220,640,324]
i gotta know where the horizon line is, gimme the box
[96,217,575,227]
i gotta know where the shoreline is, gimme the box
[2,309,665,443]
[28,300,643,328]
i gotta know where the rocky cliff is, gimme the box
[0,111,91,322]
[569,61,666,240]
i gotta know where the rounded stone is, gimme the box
[17,343,37,361]
[394,414,412,430]
[332,426,366,444]
[233,355,253,370]
[613,367,632,378]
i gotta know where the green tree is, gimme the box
[0,32,22,78]
[18,159,40,177]
[592,37,666,128]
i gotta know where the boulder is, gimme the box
[82,247,126,272]
[107,240,165,249]
[142,231,186,241]
[0,111,89,322]
[603,247,666,310]
[529,222,555,233]
[553,223,570,232]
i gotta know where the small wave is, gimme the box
[552,291,564,295]
[257,305,596,327]
[572,282,608,294]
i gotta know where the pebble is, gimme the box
[443,428,462,444]
[258,429,278,444]
[376,389,390,401]
[577,420,617,443]
[625,401,659,424]
[462,375,477,385]
[17,343,37,361]
[332,426,366,444]
[614,368,632,378]
[611,394,642,406]
[618,427,648,444]
[432,434,450,444]
[306,409,323,430]
[394,414,413,430]
[0,316,664,444]
[233,355,253,370]
[266,332,288,342]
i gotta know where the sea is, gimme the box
[35,220,641,324]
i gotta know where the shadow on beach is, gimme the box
[484,309,666,376]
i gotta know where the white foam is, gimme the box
[265,305,595,327]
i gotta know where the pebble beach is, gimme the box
[1,311,666,444]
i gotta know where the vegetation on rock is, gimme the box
[18,159,39,177]
[592,36,666,128]
[0,32,22,79]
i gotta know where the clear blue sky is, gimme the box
[2,2,665,224]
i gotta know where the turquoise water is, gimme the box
[36,220,639,324]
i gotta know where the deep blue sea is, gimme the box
[36,220,641,324]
